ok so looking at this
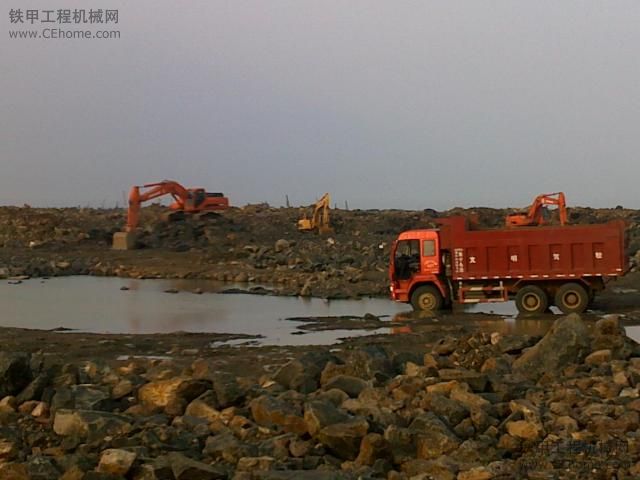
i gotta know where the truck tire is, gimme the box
[411,285,443,311]
[515,285,548,315]
[555,283,589,314]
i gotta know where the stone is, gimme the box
[138,377,209,413]
[355,433,388,466]
[185,391,221,422]
[401,458,457,480]
[384,425,416,464]
[274,239,290,252]
[53,409,133,439]
[304,400,350,436]
[412,413,461,459]
[438,369,488,392]
[512,314,590,379]
[0,396,16,413]
[422,393,469,427]
[203,432,255,463]
[72,385,111,410]
[317,418,369,460]
[97,449,137,476]
[0,353,32,398]
[323,375,370,398]
[457,466,493,480]
[450,385,491,411]
[0,463,30,480]
[0,428,20,462]
[212,372,243,408]
[15,373,49,404]
[250,395,307,435]
[496,335,537,354]
[112,232,137,250]
[585,349,612,366]
[168,452,226,480]
[237,456,275,472]
[273,352,335,394]
[506,420,543,441]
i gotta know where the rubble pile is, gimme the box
[0,315,638,478]
[1,205,639,298]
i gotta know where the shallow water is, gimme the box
[1,276,405,345]
[3,276,639,345]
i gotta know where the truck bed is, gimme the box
[437,216,628,281]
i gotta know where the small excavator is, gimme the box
[112,180,229,249]
[297,193,333,234]
[506,192,568,227]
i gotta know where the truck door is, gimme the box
[393,239,420,280]
[421,234,440,274]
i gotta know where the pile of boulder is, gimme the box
[0,314,638,478]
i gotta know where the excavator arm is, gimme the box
[126,181,191,232]
[506,192,568,227]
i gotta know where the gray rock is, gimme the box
[411,412,461,459]
[317,417,369,460]
[512,314,590,379]
[53,409,133,440]
[0,353,32,398]
[304,400,350,436]
[168,452,226,480]
[323,375,370,398]
[212,372,243,408]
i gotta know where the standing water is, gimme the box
[1,276,407,345]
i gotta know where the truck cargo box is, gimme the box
[437,216,628,281]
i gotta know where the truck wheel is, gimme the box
[411,285,443,311]
[555,283,589,314]
[515,286,548,315]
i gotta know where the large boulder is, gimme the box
[250,395,307,435]
[138,377,209,414]
[317,418,369,460]
[512,314,590,379]
[304,400,350,436]
[53,409,133,440]
[0,353,32,398]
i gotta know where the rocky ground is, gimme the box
[0,314,637,478]
[0,204,639,299]
[3,204,640,479]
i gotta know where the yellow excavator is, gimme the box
[298,193,333,234]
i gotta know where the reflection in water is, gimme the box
[0,276,406,346]
[4,277,639,346]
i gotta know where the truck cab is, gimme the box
[390,229,449,310]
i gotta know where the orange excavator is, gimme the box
[112,180,229,249]
[506,192,568,227]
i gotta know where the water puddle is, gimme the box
[1,276,405,346]
[3,277,640,346]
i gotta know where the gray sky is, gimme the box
[2,1,640,210]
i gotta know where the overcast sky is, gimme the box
[2,1,640,210]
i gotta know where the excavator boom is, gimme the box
[506,192,568,227]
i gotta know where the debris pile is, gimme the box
[0,315,638,478]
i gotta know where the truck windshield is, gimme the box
[394,239,420,280]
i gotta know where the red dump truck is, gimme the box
[389,215,628,314]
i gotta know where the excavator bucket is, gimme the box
[112,232,137,250]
